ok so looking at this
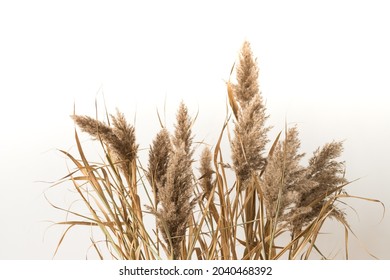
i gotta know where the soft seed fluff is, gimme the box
[288,141,347,231]
[261,127,314,222]
[110,110,138,165]
[72,111,138,165]
[233,41,261,108]
[155,102,196,259]
[147,128,172,205]
[199,147,214,199]
[231,41,270,184]
[72,111,138,170]
[172,101,193,157]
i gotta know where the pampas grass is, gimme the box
[50,41,383,260]
[152,102,197,259]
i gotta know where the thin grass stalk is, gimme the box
[243,180,257,258]
[66,134,131,258]
[289,198,334,259]
[219,153,240,260]
[186,181,218,259]
[103,153,148,259]
[213,120,232,259]
[291,207,334,259]
[303,218,327,260]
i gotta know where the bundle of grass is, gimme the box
[148,102,197,259]
[226,41,381,259]
[259,126,348,258]
[50,41,382,260]
[54,110,154,260]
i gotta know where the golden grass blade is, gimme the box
[62,135,144,259]
[344,224,349,260]
[227,62,239,120]
[295,198,342,260]
[90,238,104,260]
[186,181,219,259]
[53,224,76,258]
[212,119,232,259]
[227,81,239,120]
[195,248,203,260]
[45,193,101,224]
[56,221,99,226]
[337,194,386,223]
[334,212,379,259]
[268,131,282,159]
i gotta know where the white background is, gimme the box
[0,0,389,259]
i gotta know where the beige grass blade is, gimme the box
[227,62,239,120]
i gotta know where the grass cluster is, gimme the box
[52,41,382,260]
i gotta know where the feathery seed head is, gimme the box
[110,110,138,164]
[287,141,347,230]
[71,115,114,142]
[154,102,195,259]
[199,147,214,198]
[233,41,260,108]
[147,128,172,204]
[261,126,310,220]
[173,101,193,156]
[71,111,138,176]
[231,41,269,184]
[157,144,195,259]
